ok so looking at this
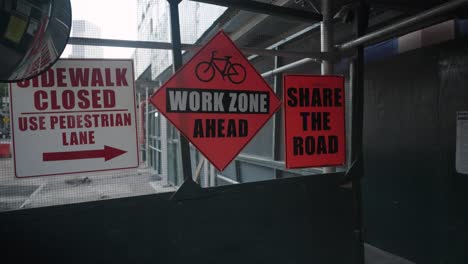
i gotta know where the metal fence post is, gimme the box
[272,47,283,179]
[137,92,142,162]
[145,87,149,166]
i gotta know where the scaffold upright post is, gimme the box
[168,0,194,184]
[321,0,336,174]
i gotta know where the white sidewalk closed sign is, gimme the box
[10,59,139,178]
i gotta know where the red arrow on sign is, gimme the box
[42,146,127,162]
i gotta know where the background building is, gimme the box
[135,1,226,79]
[69,20,104,58]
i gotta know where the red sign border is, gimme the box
[10,58,140,178]
[151,30,281,171]
[283,74,346,169]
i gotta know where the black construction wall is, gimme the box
[0,174,354,264]
[438,42,468,263]
[362,38,468,263]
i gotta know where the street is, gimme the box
[0,157,177,211]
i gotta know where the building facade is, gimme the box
[135,0,226,78]
[69,20,104,58]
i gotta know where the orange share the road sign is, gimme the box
[150,31,281,171]
[284,75,346,169]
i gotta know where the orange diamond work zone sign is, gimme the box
[150,31,281,171]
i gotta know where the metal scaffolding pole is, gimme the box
[260,0,468,77]
[68,37,331,60]
[261,57,319,78]
[168,0,194,185]
[210,163,216,187]
[321,0,336,174]
[202,157,209,188]
[161,115,169,186]
[321,0,333,75]
[338,0,468,51]
[272,47,284,179]
[189,0,323,22]
[137,92,141,162]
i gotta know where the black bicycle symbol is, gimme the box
[195,51,247,84]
